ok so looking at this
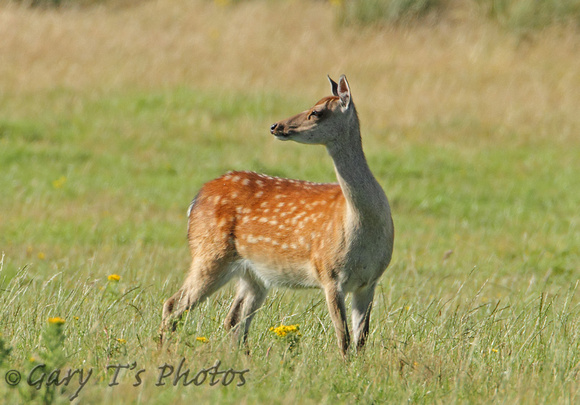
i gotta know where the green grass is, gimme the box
[1,85,579,403]
[336,0,442,26]
[477,0,580,30]
[335,0,580,31]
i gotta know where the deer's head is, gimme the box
[270,75,355,146]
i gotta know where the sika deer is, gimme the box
[160,75,394,356]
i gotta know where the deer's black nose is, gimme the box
[270,123,278,134]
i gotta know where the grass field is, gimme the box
[1,0,580,403]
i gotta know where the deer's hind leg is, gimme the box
[224,270,267,346]
[160,253,236,342]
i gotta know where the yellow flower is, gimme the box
[270,324,300,337]
[117,338,127,344]
[107,274,121,282]
[48,317,65,325]
[38,252,46,260]
[196,337,209,343]
[52,176,67,189]
[492,348,499,353]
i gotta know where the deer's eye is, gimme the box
[309,110,322,119]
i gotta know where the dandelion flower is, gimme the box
[107,274,121,282]
[38,252,46,260]
[48,317,65,325]
[117,338,127,344]
[196,337,209,343]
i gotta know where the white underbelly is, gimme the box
[238,258,321,289]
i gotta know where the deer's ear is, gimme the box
[328,75,339,97]
[337,75,351,109]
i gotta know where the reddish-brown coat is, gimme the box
[188,170,347,284]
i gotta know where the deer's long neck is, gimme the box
[326,111,389,227]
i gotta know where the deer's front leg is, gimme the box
[351,284,376,352]
[324,284,350,357]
